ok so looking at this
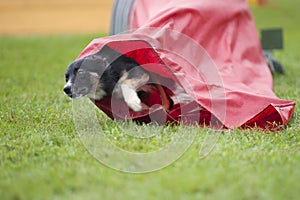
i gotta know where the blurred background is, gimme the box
[0,0,269,36]
[0,0,113,35]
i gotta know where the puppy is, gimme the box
[64,46,171,112]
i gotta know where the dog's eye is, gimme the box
[77,69,86,75]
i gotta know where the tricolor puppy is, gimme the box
[63,46,171,112]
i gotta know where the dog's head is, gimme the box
[63,53,108,99]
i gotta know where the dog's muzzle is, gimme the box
[64,83,89,99]
[63,85,73,97]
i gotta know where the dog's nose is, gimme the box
[64,86,71,95]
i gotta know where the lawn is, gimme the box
[0,0,299,199]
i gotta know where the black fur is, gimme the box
[64,45,146,99]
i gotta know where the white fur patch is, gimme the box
[88,87,106,100]
[64,79,72,89]
[121,84,142,112]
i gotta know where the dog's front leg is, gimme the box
[119,69,150,112]
[121,84,143,112]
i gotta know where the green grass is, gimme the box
[0,0,300,199]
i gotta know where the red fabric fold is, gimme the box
[77,0,295,130]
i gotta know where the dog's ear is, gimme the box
[94,45,124,64]
[78,45,121,73]
[78,54,107,76]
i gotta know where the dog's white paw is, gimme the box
[127,96,142,112]
[121,84,143,112]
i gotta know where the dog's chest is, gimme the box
[88,88,107,100]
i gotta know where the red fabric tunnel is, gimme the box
[76,0,295,130]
